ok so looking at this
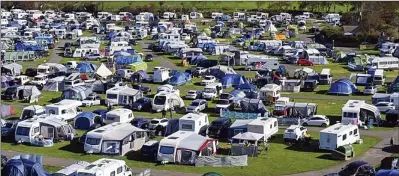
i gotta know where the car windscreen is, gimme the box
[154,96,166,105]
[190,102,200,106]
[220,94,229,99]
[217,100,229,105]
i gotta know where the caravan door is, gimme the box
[132,131,146,151]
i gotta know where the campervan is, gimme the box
[153,68,170,83]
[233,12,246,21]
[319,68,333,85]
[342,100,381,126]
[45,100,83,121]
[105,108,134,124]
[30,74,48,86]
[246,57,280,71]
[20,105,45,120]
[319,123,360,150]
[179,113,210,135]
[202,83,223,100]
[247,118,278,142]
[259,84,281,102]
[84,122,146,155]
[368,57,399,70]
[212,12,223,19]
[152,92,185,112]
[373,69,385,85]
[76,159,133,176]
[157,131,216,164]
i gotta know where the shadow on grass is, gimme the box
[59,140,86,155]
[382,145,399,154]
[126,151,158,164]
[316,90,328,95]
[316,154,333,160]
[326,116,342,125]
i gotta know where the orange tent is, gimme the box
[275,34,287,40]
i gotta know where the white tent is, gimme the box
[232,132,264,141]
[96,63,112,79]
[43,76,65,92]
[2,63,23,76]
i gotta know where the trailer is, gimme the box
[247,118,278,142]
[319,123,360,150]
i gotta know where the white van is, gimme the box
[319,68,333,85]
[76,158,133,176]
[202,83,223,100]
[163,12,177,19]
[373,69,385,85]
[14,75,30,85]
[45,100,83,121]
[20,105,46,120]
[64,79,86,89]
[179,113,210,135]
[105,108,134,124]
[319,123,360,150]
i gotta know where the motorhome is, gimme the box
[152,92,185,112]
[84,122,146,155]
[163,12,177,19]
[368,57,399,70]
[157,131,217,164]
[246,57,280,71]
[37,64,54,75]
[179,113,210,135]
[319,123,360,150]
[373,69,385,85]
[259,84,281,103]
[20,105,46,120]
[105,86,142,106]
[342,100,381,126]
[319,68,333,85]
[153,68,170,83]
[76,159,133,176]
[202,83,223,100]
[105,108,134,124]
[211,12,223,19]
[233,12,246,21]
[45,100,83,121]
[247,118,278,142]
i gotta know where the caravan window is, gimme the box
[107,94,118,99]
[354,129,358,135]
[270,124,272,129]
[181,124,193,130]
[110,171,115,176]
[349,131,353,135]
[86,137,101,145]
[274,121,277,127]
[154,96,167,105]
[16,127,30,136]
[342,134,347,141]
[117,167,123,174]
[159,146,174,154]
[33,127,39,133]
[343,112,357,118]
[49,109,56,114]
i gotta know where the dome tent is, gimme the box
[328,79,360,95]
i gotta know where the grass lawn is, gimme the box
[43,165,63,173]
[1,131,380,176]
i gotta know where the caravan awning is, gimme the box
[232,132,264,141]
[119,87,139,96]
[177,133,211,151]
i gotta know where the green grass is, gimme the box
[1,132,380,176]
[43,165,63,173]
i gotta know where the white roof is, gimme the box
[23,105,44,111]
[342,100,366,111]
[261,84,280,92]
[371,57,399,63]
[160,131,211,151]
[106,108,132,117]
[87,122,144,141]
[248,118,275,126]
[78,159,126,174]
[96,63,112,78]
[180,113,207,122]
[230,119,254,128]
[320,123,357,135]
[46,99,82,109]
[160,131,195,146]
[232,132,264,141]
[320,68,331,75]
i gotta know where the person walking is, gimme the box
[390,137,395,146]
[162,109,166,119]
[169,108,173,119]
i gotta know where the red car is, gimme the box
[297,59,314,66]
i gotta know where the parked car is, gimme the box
[131,118,150,129]
[81,93,101,107]
[194,67,207,77]
[141,140,159,161]
[131,97,152,111]
[30,74,48,87]
[297,59,314,66]
[215,99,233,113]
[1,119,18,139]
[25,67,38,77]
[301,115,329,127]
[207,118,232,139]
[83,53,104,60]
[363,85,377,95]
[3,86,18,100]
[283,125,308,143]
[185,90,202,100]
[186,99,208,113]
[326,161,375,176]
[132,84,151,94]
[145,54,153,62]
[375,102,395,113]
[149,118,169,130]
[201,75,216,86]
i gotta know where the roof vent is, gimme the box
[349,103,355,107]
[334,126,342,130]
[353,101,359,103]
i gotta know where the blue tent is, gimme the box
[1,76,14,88]
[389,76,399,93]
[105,31,117,40]
[73,112,102,130]
[114,49,135,56]
[130,70,150,83]
[189,55,207,65]
[221,74,248,88]
[2,158,51,176]
[7,23,22,29]
[15,43,44,52]
[328,79,360,95]
[240,98,268,114]
[115,55,142,65]
[376,169,399,176]
[76,62,97,73]
[168,72,191,86]
[93,109,107,120]
[236,83,256,92]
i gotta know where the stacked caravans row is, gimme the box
[84,122,147,155]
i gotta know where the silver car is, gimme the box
[186,99,207,113]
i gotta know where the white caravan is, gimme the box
[247,118,278,142]
[157,84,180,96]
[84,122,146,155]
[45,100,83,121]
[369,57,399,70]
[233,12,246,21]
[319,68,333,85]
[105,108,134,124]
[179,113,210,135]
[163,12,177,19]
[105,86,142,106]
[152,92,185,112]
[14,115,54,143]
[76,158,133,176]
[319,123,360,150]
[373,69,385,85]
[259,84,281,102]
[342,100,381,126]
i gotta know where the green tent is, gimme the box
[203,28,211,36]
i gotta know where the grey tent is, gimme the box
[286,102,317,117]
[91,80,106,93]
[240,98,268,115]
[16,85,41,103]
[43,76,65,92]
[2,63,23,76]
[61,86,93,101]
